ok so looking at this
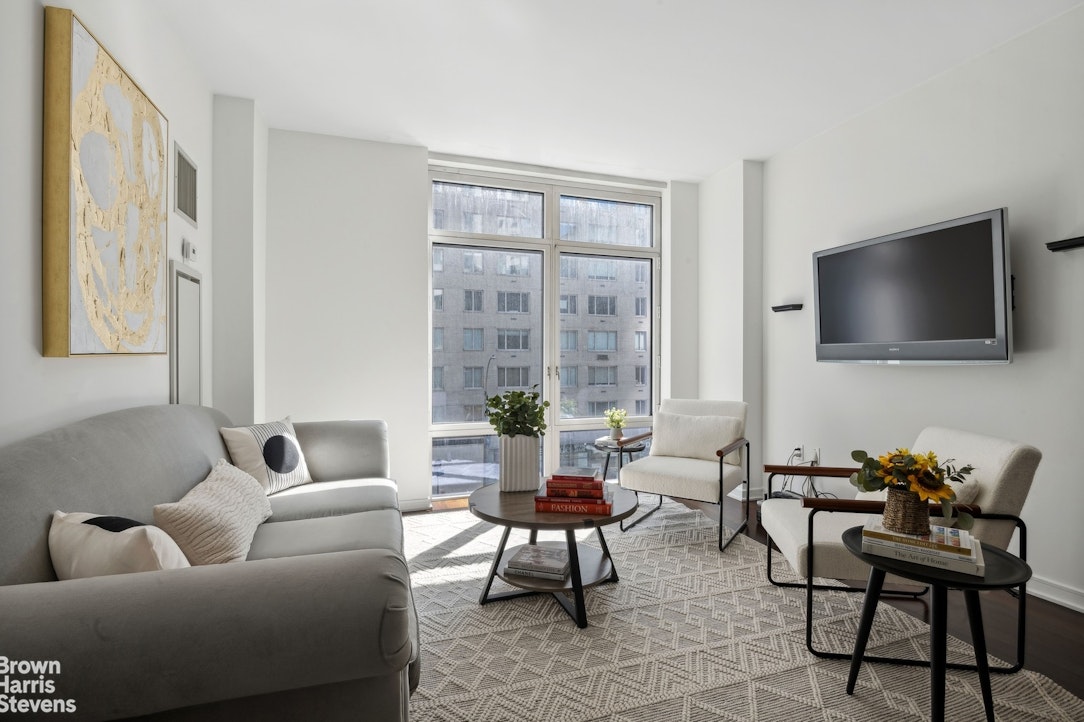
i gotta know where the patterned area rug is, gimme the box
[404,500,1082,721]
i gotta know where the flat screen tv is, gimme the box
[813,208,1011,364]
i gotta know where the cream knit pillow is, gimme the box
[154,460,272,565]
[649,411,744,465]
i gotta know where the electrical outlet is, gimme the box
[793,445,803,462]
[809,447,820,465]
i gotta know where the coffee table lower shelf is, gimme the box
[479,533,618,628]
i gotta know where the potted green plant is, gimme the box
[485,387,550,492]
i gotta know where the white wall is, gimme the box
[212,96,268,426]
[663,182,700,400]
[698,161,765,486]
[761,7,1084,609]
[0,0,213,446]
[264,131,431,509]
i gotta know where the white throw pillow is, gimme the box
[220,417,313,494]
[153,459,272,565]
[48,511,190,580]
[649,411,744,465]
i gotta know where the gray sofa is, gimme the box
[0,404,420,721]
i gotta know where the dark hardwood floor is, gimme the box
[427,495,1083,698]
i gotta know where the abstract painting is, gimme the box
[43,6,168,356]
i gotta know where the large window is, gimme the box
[430,173,659,497]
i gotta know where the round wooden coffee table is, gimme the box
[468,483,638,628]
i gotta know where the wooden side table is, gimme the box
[468,484,638,628]
[841,526,1032,722]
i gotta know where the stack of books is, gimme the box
[861,518,985,576]
[504,544,570,581]
[534,466,613,514]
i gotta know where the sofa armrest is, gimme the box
[293,419,390,482]
[0,548,413,720]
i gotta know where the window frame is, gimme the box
[429,166,661,494]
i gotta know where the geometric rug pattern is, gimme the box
[405,499,1083,721]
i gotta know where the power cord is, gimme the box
[778,448,837,499]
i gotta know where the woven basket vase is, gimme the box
[882,486,931,536]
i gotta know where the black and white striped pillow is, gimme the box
[220,417,313,494]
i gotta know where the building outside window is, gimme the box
[463,251,483,273]
[463,328,483,351]
[433,367,444,391]
[463,367,483,389]
[588,330,618,352]
[464,289,483,312]
[635,297,647,316]
[497,329,529,350]
[588,366,617,386]
[497,366,529,388]
[560,330,578,350]
[588,295,617,316]
[498,253,532,276]
[433,327,443,351]
[497,291,529,313]
[635,331,647,351]
[560,294,577,314]
[433,289,444,311]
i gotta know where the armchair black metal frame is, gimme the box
[619,433,750,552]
[765,489,1028,674]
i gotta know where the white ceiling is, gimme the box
[156,0,1083,182]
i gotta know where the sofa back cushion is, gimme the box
[0,404,232,585]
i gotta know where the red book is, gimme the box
[535,499,613,514]
[550,466,601,481]
[544,485,605,499]
[535,495,610,504]
[545,479,605,491]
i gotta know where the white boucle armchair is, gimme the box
[617,399,750,551]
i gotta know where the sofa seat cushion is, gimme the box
[247,509,404,561]
[266,478,400,522]
[619,455,743,503]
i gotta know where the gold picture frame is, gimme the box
[43,6,169,356]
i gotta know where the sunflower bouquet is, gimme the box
[851,447,975,528]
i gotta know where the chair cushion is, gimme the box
[267,478,400,522]
[649,411,743,465]
[620,455,744,503]
[760,498,874,581]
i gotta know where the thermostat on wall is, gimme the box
[181,238,198,263]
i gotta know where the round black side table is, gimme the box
[841,525,1031,722]
[592,436,647,480]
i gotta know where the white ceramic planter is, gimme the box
[498,434,540,492]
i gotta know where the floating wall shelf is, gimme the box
[1047,236,1084,252]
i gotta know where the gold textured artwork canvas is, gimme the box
[43,6,168,356]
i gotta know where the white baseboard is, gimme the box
[400,497,433,513]
[1028,574,1084,613]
